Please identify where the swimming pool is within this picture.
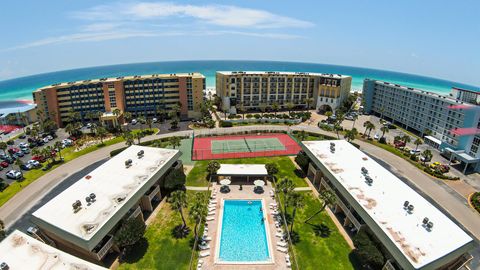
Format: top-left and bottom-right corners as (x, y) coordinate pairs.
(217, 200), (272, 263)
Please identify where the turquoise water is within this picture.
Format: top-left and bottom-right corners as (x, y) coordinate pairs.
(0, 60), (479, 108)
(219, 200), (270, 262)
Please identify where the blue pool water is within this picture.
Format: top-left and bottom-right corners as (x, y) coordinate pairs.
(219, 200), (270, 262)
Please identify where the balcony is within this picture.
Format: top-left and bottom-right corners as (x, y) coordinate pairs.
(146, 185), (160, 201)
(91, 235), (114, 260)
(127, 206), (142, 220)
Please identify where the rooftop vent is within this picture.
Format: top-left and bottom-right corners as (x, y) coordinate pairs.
(86, 193), (96, 204)
(137, 150), (145, 158)
(365, 176), (373, 185)
(403, 201), (410, 208)
(72, 200), (82, 213)
(407, 204), (414, 213)
(426, 221), (434, 231)
(125, 159), (133, 168)
(422, 217), (429, 225)
(361, 167), (368, 174)
(0, 262), (9, 270)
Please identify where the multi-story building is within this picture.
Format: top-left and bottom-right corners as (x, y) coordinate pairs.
(0, 230), (106, 269)
(33, 73), (205, 127)
(216, 71), (352, 113)
(303, 140), (474, 270)
(31, 145), (182, 262)
(363, 79), (480, 173)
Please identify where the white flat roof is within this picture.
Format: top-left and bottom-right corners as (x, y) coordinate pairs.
(424, 135), (441, 145)
(217, 164), (268, 176)
(0, 230), (106, 270)
(303, 140), (473, 269)
(32, 145), (179, 250)
(217, 71), (349, 79)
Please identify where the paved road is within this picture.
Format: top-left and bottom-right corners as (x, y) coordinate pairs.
(1, 124), (479, 268)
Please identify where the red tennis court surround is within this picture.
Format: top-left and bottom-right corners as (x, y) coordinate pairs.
(192, 133), (301, 160)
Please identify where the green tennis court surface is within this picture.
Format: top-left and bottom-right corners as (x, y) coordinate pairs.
(211, 138), (285, 154)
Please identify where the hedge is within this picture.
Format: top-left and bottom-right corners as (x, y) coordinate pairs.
(470, 192), (480, 213)
(219, 121), (233, 127)
(110, 147), (128, 157)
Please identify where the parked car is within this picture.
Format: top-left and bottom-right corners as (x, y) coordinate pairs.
(2, 156), (15, 164)
(27, 160), (41, 168)
(42, 137), (49, 143)
(6, 140), (14, 145)
(152, 118), (158, 123)
(18, 142), (29, 148)
(19, 134), (26, 139)
(8, 148), (20, 155)
(409, 149), (421, 155)
(0, 161), (9, 168)
(394, 141), (406, 148)
(13, 152), (24, 158)
(420, 156), (432, 162)
(46, 135), (53, 140)
(6, 170), (22, 180)
(21, 148), (30, 154)
(86, 123), (92, 128)
(68, 136), (78, 141)
(32, 155), (46, 163)
(373, 134), (380, 140)
(20, 163), (33, 171)
(131, 119), (138, 125)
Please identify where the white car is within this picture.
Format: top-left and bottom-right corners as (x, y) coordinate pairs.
(373, 134), (380, 140)
(6, 170), (22, 180)
(131, 119), (138, 125)
(27, 160), (41, 167)
(409, 149), (421, 155)
(18, 142), (29, 148)
(86, 123), (92, 128)
(152, 118), (158, 123)
(61, 139), (73, 146)
(43, 137), (49, 143)
(46, 135), (53, 140)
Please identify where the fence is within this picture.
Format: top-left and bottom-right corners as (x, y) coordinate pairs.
(193, 125), (292, 138)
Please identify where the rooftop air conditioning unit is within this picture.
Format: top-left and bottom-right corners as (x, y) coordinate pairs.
(125, 159), (133, 168)
(365, 176), (373, 185)
(403, 201), (409, 208)
(361, 167), (368, 174)
(137, 150), (145, 158)
(0, 262), (9, 270)
(89, 193), (96, 201)
(426, 221), (434, 230)
(407, 204), (414, 212)
(72, 200), (82, 212)
(422, 217), (429, 225)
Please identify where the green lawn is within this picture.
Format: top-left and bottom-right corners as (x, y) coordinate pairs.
(186, 156), (307, 187)
(284, 192), (355, 270)
(119, 190), (207, 270)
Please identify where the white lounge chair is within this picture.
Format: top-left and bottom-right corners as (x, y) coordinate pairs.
(275, 232), (284, 238)
(269, 202), (278, 206)
(277, 247), (288, 253)
(199, 244), (210, 250)
(206, 216), (214, 221)
(202, 236), (212, 241)
(199, 251), (210, 257)
(286, 256), (292, 268)
(208, 207), (216, 211)
(277, 241), (288, 247)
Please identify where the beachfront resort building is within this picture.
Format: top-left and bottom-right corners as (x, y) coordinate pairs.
(216, 71), (352, 114)
(0, 230), (106, 269)
(30, 145), (182, 262)
(32, 73), (206, 127)
(363, 79), (480, 174)
(303, 140), (474, 270)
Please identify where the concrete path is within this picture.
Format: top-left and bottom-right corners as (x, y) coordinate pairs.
(185, 186), (209, 191)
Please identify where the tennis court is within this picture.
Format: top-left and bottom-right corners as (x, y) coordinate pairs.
(192, 133), (301, 160)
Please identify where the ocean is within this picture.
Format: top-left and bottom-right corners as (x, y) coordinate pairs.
(0, 60), (478, 109)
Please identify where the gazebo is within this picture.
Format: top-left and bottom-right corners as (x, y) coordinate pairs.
(216, 164), (268, 184)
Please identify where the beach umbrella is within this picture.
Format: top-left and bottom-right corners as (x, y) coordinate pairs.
(254, 180), (265, 186)
(220, 179), (231, 185)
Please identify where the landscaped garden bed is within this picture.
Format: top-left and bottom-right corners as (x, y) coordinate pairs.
(470, 192), (480, 214)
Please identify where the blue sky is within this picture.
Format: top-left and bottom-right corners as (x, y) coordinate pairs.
(0, 0), (479, 86)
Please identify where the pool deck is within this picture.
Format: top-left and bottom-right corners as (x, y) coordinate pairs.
(201, 183), (290, 270)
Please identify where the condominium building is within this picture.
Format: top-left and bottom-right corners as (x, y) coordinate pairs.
(0, 230), (106, 269)
(33, 73), (205, 127)
(31, 145), (182, 262)
(303, 140), (474, 270)
(363, 79), (480, 173)
(216, 71), (352, 113)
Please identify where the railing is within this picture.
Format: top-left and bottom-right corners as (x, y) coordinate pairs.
(382, 259), (396, 270)
(320, 179), (363, 230)
(147, 185), (160, 201)
(93, 235), (114, 260)
(128, 206), (142, 220)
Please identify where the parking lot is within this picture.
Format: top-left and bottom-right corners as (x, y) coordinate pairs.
(0, 129), (70, 185)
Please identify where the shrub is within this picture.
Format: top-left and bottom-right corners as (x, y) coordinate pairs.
(0, 180), (9, 192)
(319, 123), (333, 132)
(353, 230), (385, 269)
(378, 137), (387, 144)
(162, 168), (186, 190)
(219, 121), (233, 127)
(254, 114), (261, 119)
(246, 114), (253, 119)
(470, 192), (480, 213)
(295, 151), (310, 172)
(110, 147), (128, 157)
(228, 114), (236, 119)
(410, 154), (418, 161)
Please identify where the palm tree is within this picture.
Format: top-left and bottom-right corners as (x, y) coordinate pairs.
(64, 123), (76, 136)
(265, 163), (279, 181)
(96, 126), (108, 144)
(259, 103), (268, 118)
(169, 136), (182, 149)
(351, 114), (358, 129)
(0, 142), (7, 156)
(325, 111), (333, 118)
(123, 131), (134, 146)
(402, 135), (411, 150)
(380, 126), (389, 138)
(86, 111), (95, 126)
(134, 132), (143, 144)
(288, 192), (305, 232)
(170, 118), (179, 130)
(298, 130), (308, 141)
(414, 138), (423, 151)
(366, 122), (375, 138)
(305, 97), (314, 110)
(15, 158), (23, 171)
(169, 190), (188, 229)
(206, 161), (221, 181)
(286, 102), (295, 117)
(54, 141), (63, 160)
(271, 102), (279, 117)
(189, 193), (208, 240)
(146, 118), (153, 131)
(304, 189), (336, 223)
(363, 121), (372, 135)
(137, 116), (146, 131)
(112, 108), (121, 117)
(421, 149), (432, 164)
(236, 103), (246, 119)
(276, 178), (296, 215)
(124, 112), (132, 124)
(344, 128), (358, 142)
(333, 123), (342, 139)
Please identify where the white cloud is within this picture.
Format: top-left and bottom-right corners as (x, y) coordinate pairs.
(73, 2), (314, 29)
